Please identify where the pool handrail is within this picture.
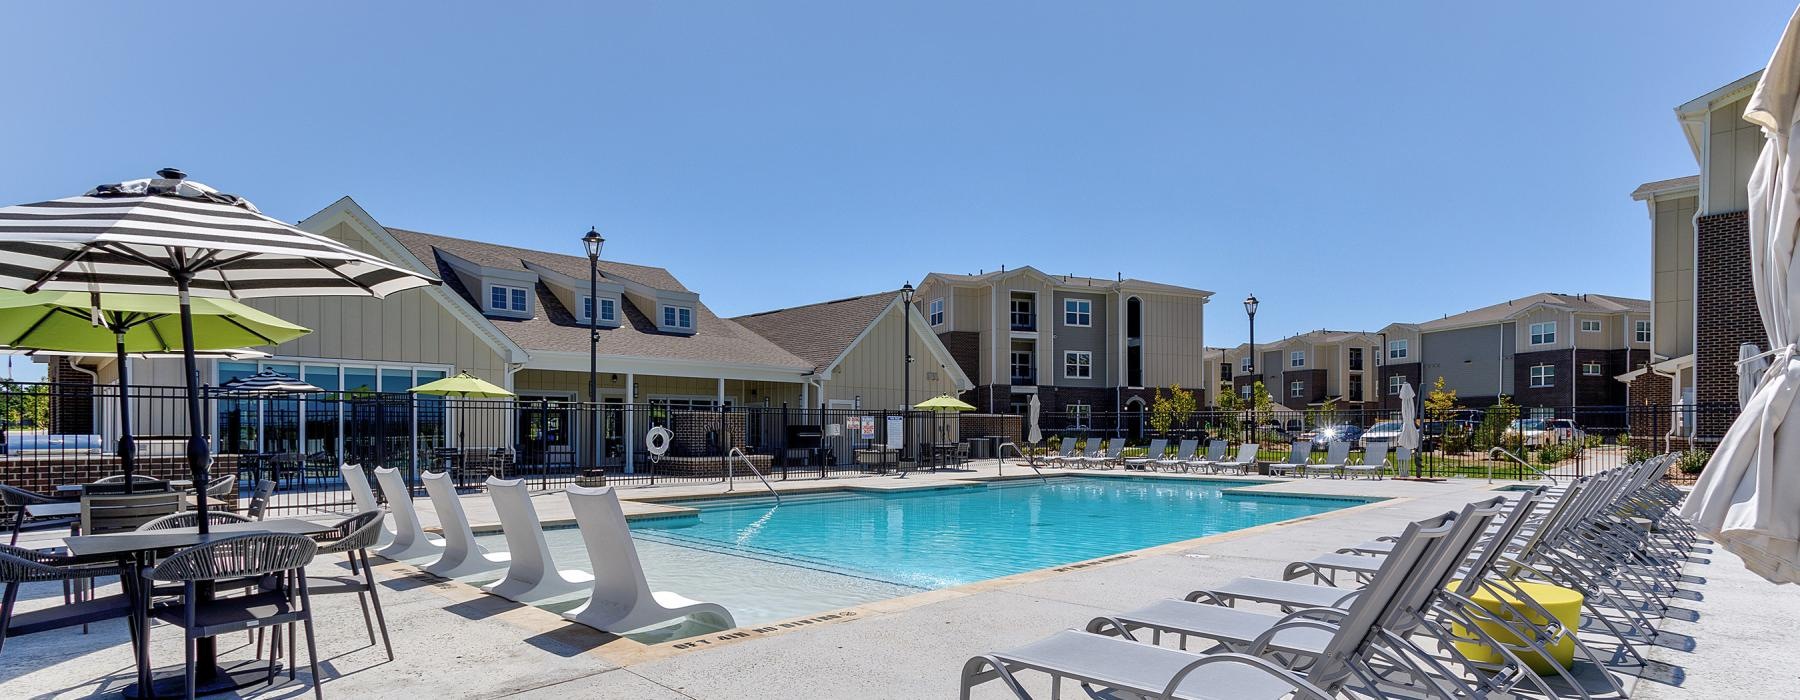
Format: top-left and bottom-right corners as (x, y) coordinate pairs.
(997, 442), (1047, 482)
(724, 447), (782, 504)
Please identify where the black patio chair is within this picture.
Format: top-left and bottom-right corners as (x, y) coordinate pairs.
(2, 484), (73, 546)
(0, 544), (134, 654)
(143, 533), (323, 700)
(288, 510), (391, 660)
(246, 479), (278, 521)
(204, 474), (238, 506)
(81, 492), (185, 535)
(136, 511), (255, 532)
(82, 479), (175, 496)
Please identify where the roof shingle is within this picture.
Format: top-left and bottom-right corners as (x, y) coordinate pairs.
(732, 291), (898, 372)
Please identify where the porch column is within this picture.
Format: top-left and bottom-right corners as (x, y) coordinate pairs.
(624, 372), (636, 474)
(717, 377), (726, 407)
(801, 380), (809, 414)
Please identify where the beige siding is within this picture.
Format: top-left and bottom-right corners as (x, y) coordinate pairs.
(1138, 292), (1204, 388)
(1573, 314), (1618, 350)
(1652, 193), (1697, 359)
(825, 308), (963, 411)
(952, 286), (988, 334)
(1705, 97), (1763, 215)
(1515, 308), (1572, 353)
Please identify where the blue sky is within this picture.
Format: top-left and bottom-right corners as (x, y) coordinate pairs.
(0, 1), (1789, 375)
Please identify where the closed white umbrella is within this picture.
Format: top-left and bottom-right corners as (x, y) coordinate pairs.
(1398, 382), (1420, 478)
(1681, 9), (1800, 585)
(1740, 342), (1770, 409)
(1027, 393), (1043, 445)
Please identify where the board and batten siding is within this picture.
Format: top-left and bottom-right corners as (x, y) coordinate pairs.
(824, 306), (963, 411)
(1652, 193), (1698, 360)
(1138, 292), (1204, 389)
(1705, 96), (1763, 216)
(1052, 290), (1109, 388)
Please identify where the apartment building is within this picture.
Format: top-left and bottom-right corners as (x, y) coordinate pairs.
(911, 266), (1212, 419)
(1378, 293), (1651, 414)
(1620, 70), (1768, 441)
(1253, 330), (1382, 412)
(1223, 342), (1284, 405)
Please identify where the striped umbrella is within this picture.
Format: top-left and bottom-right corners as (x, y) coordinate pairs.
(218, 368), (322, 396)
(0, 169), (437, 535)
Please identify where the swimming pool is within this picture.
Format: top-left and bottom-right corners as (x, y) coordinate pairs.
(467, 476), (1370, 635)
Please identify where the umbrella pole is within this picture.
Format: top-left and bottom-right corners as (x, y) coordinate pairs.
(114, 329), (138, 494)
(174, 275), (212, 534)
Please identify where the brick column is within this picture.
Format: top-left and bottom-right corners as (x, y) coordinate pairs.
(1694, 211), (1763, 439)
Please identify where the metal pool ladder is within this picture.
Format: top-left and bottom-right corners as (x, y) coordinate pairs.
(724, 447), (782, 503)
(998, 441), (1048, 483)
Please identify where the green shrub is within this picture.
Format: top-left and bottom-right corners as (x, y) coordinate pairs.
(1675, 450), (1711, 475)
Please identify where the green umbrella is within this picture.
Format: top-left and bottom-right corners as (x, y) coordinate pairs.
(913, 394), (976, 411)
(410, 371), (514, 447)
(0, 290), (309, 487)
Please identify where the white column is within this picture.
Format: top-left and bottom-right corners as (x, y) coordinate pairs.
(801, 380), (810, 413)
(717, 377), (726, 406)
(624, 372), (636, 473)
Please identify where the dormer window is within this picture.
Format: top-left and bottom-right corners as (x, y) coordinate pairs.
(487, 284), (530, 315)
(581, 296), (617, 324)
(662, 305), (694, 330)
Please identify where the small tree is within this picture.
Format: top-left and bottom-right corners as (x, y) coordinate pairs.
(1423, 376), (1459, 419)
(1214, 385), (1243, 435)
(1473, 395), (1520, 451)
(1250, 380), (1273, 416)
(0, 379), (48, 429)
(1148, 384), (1197, 434)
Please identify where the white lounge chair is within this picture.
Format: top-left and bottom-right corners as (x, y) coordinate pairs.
(561, 485), (736, 632)
(1121, 439), (1167, 470)
(1266, 441), (1312, 477)
(1075, 441), (1124, 469)
(1153, 439), (1199, 472)
(1042, 440), (1079, 467)
(372, 467), (446, 560)
(1181, 439), (1228, 473)
(1343, 441), (1389, 480)
(1206, 442), (1259, 475)
(340, 463), (392, 548)
(1302, 441), (1351, 478)
(482, 477), (593, 603)
(420, 470), (510, 578)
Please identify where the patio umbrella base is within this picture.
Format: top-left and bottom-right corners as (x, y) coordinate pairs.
(122, 659), (290, 699)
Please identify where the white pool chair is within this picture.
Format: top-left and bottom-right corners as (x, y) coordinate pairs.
(1121, 439), (1167, 470)
(374, 467), (446, 560)
(561, 485), (736, 633)
(1181, 439), (1228, 473)
(1153, 439), (1199, 472)
(420, 470), (509, 578)
(1266, 441), (1312, 477)
(340, 463), (392, 548)
(1207, 442), (1259, 475)
(1343, 441), (1388, 480)
(1301, 441), (1351, 478)
(482, 477), (593, 603)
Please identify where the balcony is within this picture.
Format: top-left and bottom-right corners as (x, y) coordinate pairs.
(1010, 372), (1037, 386)
(1010, 318), (1036, 332)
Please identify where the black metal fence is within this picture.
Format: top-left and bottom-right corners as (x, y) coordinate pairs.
(0, 381), (951, 514)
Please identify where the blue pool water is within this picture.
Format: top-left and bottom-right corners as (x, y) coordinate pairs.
(630, 476), (1369, 590)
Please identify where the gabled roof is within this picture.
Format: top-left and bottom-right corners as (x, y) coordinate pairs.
(1270, 329), (1380, 347)
(384, 227), (809, 371)
(733, 291), (896, 371)
(1417, 293), (1649, 332)
(1630, 175), (1700, 201)
(921, 265), (1211, 297)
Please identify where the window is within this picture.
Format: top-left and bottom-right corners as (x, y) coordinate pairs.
(1348, 347), (1363, 371)
(1241, 356), (1253, 372)
(1063, 299), (1091, 327)
(928, 298), (944, 326)
(1348, 375), (1363, 402)
(662, 306), (693, 329)
(1063, 351), (1092, 379)
(1290, 350), (1305, 368)
(1290, 380), (1305, 398)
(488, 284), (528, 313)
(1240, 385), (1253, 399)
(1529, 321), (1556, 345)
(1387, 339), (1408, 360)
(1009, 296), (1034, 330)
(1580, 319), (1601, 333)
(581, 296), (616, 323)
(1069, 403), (1092, 427)
(1583, 362), (1603, 376)
(1529, 364), (1555, 388)
(1388, 375), (1404, 395)
(1220, 362), (1232, 381)
(1635, 320), (1651, 343)
(1010, 350), (1034, 382)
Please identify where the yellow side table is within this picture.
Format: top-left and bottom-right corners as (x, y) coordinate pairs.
(1449, 580), (1582, 674)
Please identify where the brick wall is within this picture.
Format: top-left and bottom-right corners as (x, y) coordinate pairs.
(47, 360), (94, 435)
(957, 413), (1022, 443)
(1625, 370), (1674, 444)
(1378, 362), (1422, 411)
(1695, 211), (1763, 438)
(1279, 369), (1326, 409)
(1512, 349), (1569, 408)
(936, 331), (980, 385)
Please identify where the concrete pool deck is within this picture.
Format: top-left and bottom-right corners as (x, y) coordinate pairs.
(1, 462), (1790, 698)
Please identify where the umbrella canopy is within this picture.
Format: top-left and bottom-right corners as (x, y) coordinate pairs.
(0, 169), (436, 535)
(219, 368), (322, 395)
(410, 371), (514, 398)
(914, 394), (976, 411)
(1027, 393), (1043, 445)
(1682, 12), (1800, 586)
(0, 290), (309, 353)
(1, 347), (269, 360)
(1398, 382), (1421, 478)
(1740, 342), (1770, 409)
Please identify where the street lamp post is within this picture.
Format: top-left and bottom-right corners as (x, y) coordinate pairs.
(583, 227), (605, 475)
(1244, 294), (1259, 444)
(901, 282), (915, 464)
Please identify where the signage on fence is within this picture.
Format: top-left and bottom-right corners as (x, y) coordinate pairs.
(885, 415), (904, 450)
(860, 417), (876, 440)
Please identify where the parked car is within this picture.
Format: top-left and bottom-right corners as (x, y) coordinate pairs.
(1419, 419), (1479, 450)
(1307, 424), (1363, 448)
(1504, 418), (1586, 447)
(1359, 421), (1403, 448)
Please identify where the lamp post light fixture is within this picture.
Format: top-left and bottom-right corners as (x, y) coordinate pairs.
(900, 282), (915, 464)
(1243, 293), (1258, 440)
(583, 226), (605, 475)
